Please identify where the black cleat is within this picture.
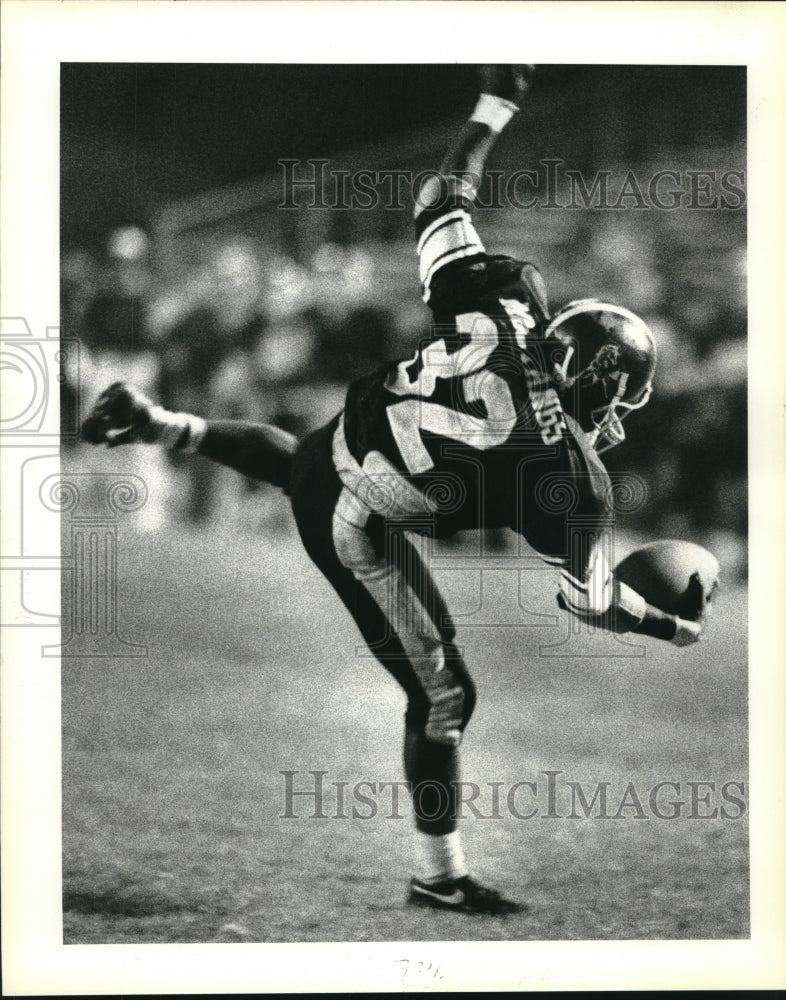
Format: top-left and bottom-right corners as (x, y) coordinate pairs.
(408, 875), (524, 915)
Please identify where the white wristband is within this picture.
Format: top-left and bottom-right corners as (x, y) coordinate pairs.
(470, 93), (519, 133)
(178, 414), (207, 453)
(149, 405), (207, 452)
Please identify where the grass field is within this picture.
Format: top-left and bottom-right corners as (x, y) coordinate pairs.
(61, 501), (749, 944)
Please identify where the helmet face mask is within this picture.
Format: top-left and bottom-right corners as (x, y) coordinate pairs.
(544, 299), (656, 453)
(588, 382), (653, 453)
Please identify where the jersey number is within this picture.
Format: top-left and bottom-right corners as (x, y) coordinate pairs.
(385, 311), (519, 474)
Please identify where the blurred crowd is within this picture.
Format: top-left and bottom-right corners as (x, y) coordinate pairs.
(62, 223), (423, 525)
(62, 176), (746, 575)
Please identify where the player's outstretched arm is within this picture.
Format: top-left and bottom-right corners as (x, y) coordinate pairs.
(81, 381), (297, 490)
(415, 66), (535, 303)
(417, 65), (534, 212)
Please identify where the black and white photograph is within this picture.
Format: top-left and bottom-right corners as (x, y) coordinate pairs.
(2, 1), (785, 994)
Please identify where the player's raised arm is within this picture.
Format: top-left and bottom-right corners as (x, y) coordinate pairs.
(417, 65), (534, 211)
(436, 66), (533, 201)
(415, 65), (534, 303)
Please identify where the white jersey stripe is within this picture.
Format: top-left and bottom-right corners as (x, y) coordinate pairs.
(416, 209), (467, 254)
(561, 569), (589, 591)
(538, 553), (570, 567)
(419, 211), (485, 288)
(560, 589), (591, 617)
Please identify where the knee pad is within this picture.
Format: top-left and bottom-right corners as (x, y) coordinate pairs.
(425, 684), (466, 747)
(405, 644), (476, 746)
(426, 660), (477, 747)
(444, 643), (476, 727)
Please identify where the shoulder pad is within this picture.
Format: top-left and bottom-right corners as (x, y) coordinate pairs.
(429, 255), (549, 322)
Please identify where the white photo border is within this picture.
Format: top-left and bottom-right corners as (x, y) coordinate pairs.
(2, 0), (784, 993)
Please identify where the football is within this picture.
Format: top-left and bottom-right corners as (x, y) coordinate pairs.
(614, 540), (720, 621)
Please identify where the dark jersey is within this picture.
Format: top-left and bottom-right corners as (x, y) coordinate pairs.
(340, 191), (612, 572)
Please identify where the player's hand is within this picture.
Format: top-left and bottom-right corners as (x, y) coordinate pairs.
(81, 381), (155, 447)
(671, 617), (703, 647)
(671, 574), (715, 646)
(682, 571), (709, 621)
(478, 65), (535, 106)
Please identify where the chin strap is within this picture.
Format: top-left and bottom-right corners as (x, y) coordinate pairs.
(551, 345), (575, 387)
(591, 379), (653, 453)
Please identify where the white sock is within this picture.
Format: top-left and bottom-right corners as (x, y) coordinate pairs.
(419, 830), (468, 882)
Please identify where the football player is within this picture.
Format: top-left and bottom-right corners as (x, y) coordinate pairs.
(82, 66), (702, 915)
